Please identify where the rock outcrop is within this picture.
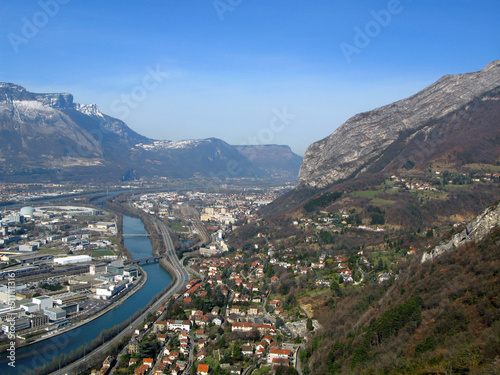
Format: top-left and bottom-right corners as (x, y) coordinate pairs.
(421, 202), (500, 262)
(298, 60), (500, 188)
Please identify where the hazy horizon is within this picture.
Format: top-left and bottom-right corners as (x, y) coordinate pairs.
(1, 1), (499, 155)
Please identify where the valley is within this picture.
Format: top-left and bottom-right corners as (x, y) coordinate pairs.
(0, 58), (499, 375)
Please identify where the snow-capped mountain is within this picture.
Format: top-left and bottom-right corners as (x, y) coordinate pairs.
(0, 83), (265, 182)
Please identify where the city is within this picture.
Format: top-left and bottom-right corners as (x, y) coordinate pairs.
(1, 2), (499, 374)
(0, 185), (310, 374)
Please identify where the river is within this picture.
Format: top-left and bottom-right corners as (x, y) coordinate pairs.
(0, 214), (173, 374)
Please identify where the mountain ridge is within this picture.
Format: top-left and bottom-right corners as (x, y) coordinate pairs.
(0, 83), (301, 182)
(299, 60), (500, 188)
(234, 144), (303, 179)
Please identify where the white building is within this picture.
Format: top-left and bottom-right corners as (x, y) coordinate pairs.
(19, 244), (38, 252)
(54, 255), (92, 265)
(166, 319), (191, 332)
(20, 207), (35, 217)
(95, 282), (129, 299)
(32, 295), (53, 311)
(268, 348), (292, 364)
(21, 302), (39, 313)
(2, 318), (30, 334)
(44, 307), (66, 321)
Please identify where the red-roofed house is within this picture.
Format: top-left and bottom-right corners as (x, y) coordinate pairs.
(129, 358), (138, 367)
(134, 364), (149, 375)
(271, 358), (290, 370)
(157, 333), (167, 343)
(197, 363), (210, 375)
(268, 348), (292, 364)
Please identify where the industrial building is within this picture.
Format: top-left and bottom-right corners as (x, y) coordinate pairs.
(54, 255), (92, 265)
(53, 292), (87, 305)
(106, 260), (124, 275)
(89, 263), (107, 275)
(2, 317), (30, 334)
(123, 266), (139, 278)
(21, 302), (39, 313)
(66, 282), (90, 292)
(18, 244), (38, 252)
(13, 253), (54, 264)
(0, 305), (24, 323)
(20, 206), (35, 217)
(95, 281), (130, 299)
(29, 313), (49, 329)
(32, 295), (53, 311)
(60, 303), (80, 316)
(44, 307), (67, 321)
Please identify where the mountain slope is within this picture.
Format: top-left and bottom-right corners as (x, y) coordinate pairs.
(303, 202), (500, 374)
(263, 86), (500, 219)
(134, 138), (263, 179)
(299, 60), (500, 188)
(234, 144), (303, 179)
(0, 83), (265, 182)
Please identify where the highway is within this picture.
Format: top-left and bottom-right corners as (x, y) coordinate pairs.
(49, 217), (190, 375)
(155, 218), (190, 284)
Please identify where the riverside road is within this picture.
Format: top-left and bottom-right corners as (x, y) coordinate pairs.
(49, 216), (190, 375)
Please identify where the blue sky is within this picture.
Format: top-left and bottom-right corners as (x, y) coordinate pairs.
(1, 1), (499, 155)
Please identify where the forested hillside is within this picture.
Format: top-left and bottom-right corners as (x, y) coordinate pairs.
(301, 226), (500, 374)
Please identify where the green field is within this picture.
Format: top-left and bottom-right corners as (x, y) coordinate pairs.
(371, 198), (396, 205)
(254, 366), (272, 375)
(351, 189), (383, 198)
(169, 222), (189, 232)
(368, 250), (402, 267)
(91, 250), (115, 257)
(38, 248), (66, 255)
(463, 163), (500, 173)
(351, 189), (396, 205)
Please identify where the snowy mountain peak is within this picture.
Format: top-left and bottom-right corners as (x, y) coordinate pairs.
(136, 139), (212, 151)
(74, 103), (104, 119)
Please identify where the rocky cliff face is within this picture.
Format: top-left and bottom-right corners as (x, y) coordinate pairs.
(421, 202), (500, 262)
(298, 60), (500, 188)
(0, 83), (104, 160)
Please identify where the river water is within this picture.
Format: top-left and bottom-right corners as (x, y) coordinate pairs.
(0, 215), (173, 374)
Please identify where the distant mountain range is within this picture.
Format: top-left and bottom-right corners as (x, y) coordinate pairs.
(0, 83), (302, 183)
(299, 60), (500, 188)
(234, 144), (303, 178)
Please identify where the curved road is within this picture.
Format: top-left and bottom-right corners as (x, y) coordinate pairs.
(49, 217), (190, 375)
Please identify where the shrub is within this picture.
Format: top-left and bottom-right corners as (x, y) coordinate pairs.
(304, 192), (343, 212)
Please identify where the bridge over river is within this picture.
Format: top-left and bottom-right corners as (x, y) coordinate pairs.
(126, 255), (167, 265)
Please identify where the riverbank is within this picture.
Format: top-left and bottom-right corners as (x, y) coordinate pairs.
(0, 265), (148, 353)
(104, 194), (168, 256)
(46, 211), (189, 375)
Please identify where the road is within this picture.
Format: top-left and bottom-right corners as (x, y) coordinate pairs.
(50, 217), (190, 375)
(262, 291), (276, 325)
(182, 333), (195, 375)
(155, 218), (190, 284)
